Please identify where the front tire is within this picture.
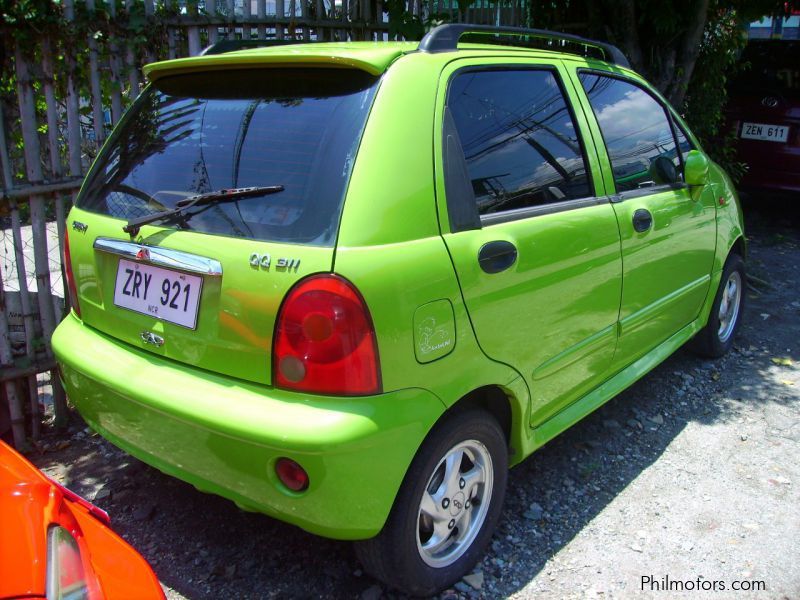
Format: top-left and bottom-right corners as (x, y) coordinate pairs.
(355, 409), (508, 596)
(691, 253), (745, 358)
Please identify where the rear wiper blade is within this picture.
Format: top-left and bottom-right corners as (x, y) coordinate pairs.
(122, 185), (284, 236)
(173, 186), (285, 208)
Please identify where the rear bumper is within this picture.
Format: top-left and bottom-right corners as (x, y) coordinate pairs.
(739, 166), (800, 195)
(53, 313), (445, 540)
(735, 136), (800, 195)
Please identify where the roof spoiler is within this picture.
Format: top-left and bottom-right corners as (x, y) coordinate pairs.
(200, 38), (302, 56)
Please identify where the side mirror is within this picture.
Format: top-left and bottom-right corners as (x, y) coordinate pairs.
(684, 150), (710, 186)
(648, 156), (679, 185)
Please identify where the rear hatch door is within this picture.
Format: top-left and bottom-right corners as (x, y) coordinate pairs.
(69, 67), (380, 385)
(728, 41), (800, 176)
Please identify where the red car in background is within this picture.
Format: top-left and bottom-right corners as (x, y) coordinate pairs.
(727, 40), (800, 195)
(0, 440), (164, 600)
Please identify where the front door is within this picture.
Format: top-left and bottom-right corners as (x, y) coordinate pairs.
(435, 60), (623, 427)
(574, 72), (718, 371)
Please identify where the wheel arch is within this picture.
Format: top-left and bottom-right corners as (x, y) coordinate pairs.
(730, 235), (746, 260)
(699, 232), (747, 330)
(433, 379), (531, 467)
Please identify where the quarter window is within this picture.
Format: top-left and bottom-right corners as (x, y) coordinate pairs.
(446, 69), (591, 217)
(579, 73), (679, 193)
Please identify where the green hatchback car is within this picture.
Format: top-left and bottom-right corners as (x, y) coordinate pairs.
(54, 24), (746, 595)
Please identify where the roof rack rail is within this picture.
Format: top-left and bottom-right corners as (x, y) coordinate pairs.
(199, 38), (300, 56)
(418, 24), (630, 69)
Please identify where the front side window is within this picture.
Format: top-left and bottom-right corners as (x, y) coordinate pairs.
(446, 68), (591, 217)
(579, 73), (680, 193)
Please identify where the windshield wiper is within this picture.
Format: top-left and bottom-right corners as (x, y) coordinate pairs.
(122, 185), (284, 236)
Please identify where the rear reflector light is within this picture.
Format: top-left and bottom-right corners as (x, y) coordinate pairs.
(275, 458), (309, 492)
(273, 274), (381, 396)
(63, 230), (81, 319)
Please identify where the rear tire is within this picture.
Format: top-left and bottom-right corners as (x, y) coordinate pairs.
(691, 253), (745, 358)
(355, 409), (507, 596)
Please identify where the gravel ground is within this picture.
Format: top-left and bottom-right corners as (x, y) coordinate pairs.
(29, 197), (799, 600)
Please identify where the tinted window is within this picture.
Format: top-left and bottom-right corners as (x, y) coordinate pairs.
(580, 73), (679, 193)
(446, 69), (591, 216)
(732, 41), (800, 95)
(77, 69), (379, 246)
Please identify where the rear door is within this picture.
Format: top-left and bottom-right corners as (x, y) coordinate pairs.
(68, 68), (380, 385)
(573, 70), (717, 371)
(435, 58), (623, 427)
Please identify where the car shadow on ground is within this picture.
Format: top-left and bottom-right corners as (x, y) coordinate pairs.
(31, 197), (798, 599)
(474, 197), (799, 597)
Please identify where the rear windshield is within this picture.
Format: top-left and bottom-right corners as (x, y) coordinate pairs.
(77, 69), (380, 246)
(732, 41), (799, 95)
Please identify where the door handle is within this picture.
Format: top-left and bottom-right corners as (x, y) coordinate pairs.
(632, 208), (653, 233)
(478, 241), (517, 274)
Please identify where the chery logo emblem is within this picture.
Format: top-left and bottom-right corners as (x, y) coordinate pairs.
(140, 331), (164, 347)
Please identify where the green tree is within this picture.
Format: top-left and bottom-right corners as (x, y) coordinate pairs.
(530, 1), (791, 105)
(527, 0), (796, 174)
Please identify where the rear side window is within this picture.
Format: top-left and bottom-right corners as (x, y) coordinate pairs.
(579, 73), (679, 193)
(445, 69), (591, 217)
(77, 69), (379, 246)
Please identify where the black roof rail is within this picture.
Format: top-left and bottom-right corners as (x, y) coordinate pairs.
(199, 38), (301, 56)
(418, 24), (631, 69)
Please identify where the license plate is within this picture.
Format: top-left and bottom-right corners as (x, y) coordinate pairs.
(113, 259), (203, 329)
(741, 122), (789, 143)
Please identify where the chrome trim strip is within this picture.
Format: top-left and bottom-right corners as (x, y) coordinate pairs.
(480, 195), (608, 227)
(93, 238), (223, 276)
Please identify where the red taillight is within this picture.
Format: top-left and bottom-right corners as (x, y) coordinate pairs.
(46, 526), (91, 600)
(275, 457), (309, 492)
(273, 274), (381, 396)
(63, 230), (81, 318)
